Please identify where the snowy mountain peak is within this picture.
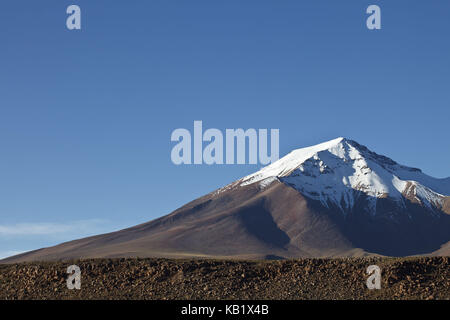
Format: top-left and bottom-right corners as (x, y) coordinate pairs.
(240, 138), (449, 214)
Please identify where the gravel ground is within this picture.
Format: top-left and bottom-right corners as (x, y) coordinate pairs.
(0, 257), (448, 300)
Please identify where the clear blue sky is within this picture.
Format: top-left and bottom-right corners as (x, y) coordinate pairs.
(1, 1), (449, 258)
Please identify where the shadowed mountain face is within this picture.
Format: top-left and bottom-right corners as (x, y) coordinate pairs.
(2, 138), (450, 263)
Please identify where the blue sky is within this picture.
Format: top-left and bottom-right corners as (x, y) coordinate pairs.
(1, 1), (449, 258)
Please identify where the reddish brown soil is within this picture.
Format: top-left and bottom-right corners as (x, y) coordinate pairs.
(0, 257), (449, 300)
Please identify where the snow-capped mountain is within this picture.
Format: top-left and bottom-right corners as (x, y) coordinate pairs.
(240, 137), (450, 215)
(3, 138), (450, 263)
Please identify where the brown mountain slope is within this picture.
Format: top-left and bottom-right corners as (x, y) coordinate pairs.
(3, 179), (450, 264)
(443, 197), (450, 214)
(432, 242), (450, 256)
(430, 198), (450, 256)
(2, 181), (366, 263)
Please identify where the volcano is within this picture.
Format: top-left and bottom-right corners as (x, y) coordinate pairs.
(3, 138), (450, 263)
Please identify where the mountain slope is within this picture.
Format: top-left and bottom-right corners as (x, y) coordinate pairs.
(2, 138), (450, 263)
(1, 181), (366, 262)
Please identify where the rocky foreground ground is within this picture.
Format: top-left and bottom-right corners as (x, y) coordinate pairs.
(0, 257), (449, 300)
